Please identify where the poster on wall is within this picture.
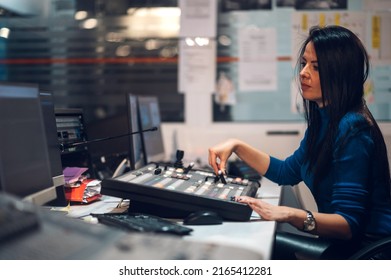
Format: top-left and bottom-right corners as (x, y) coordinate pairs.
(291, 11), (367, 62)
(363, 0), (391, 11)
(238, 27), (277, 91)
(178, 0), (217, 94)
(221, 0), (272, 12)
(371, 13), (391, 63)
(294, 0), (347, 10)
(178, 39), (217, 94)
(179, 0), (217, 38)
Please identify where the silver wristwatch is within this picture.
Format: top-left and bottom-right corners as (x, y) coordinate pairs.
(303, 210), (316, 232)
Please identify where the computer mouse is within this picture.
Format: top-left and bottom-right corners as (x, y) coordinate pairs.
(183, 210), (223, 225)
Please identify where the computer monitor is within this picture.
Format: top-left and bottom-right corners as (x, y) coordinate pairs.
(0, 82), (57, 205)
(40, 92), (65, 188)
(138, 96), (166, 163)
(127, 94), (147, 170)
(85, 94), (133, 179)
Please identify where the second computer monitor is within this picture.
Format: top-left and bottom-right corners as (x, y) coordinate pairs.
(138, 96), (165, 164)
(40, 92), (66, 188)
(127, 94), (147, 170)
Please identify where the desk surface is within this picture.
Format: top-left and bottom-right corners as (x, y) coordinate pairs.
(183, 177), (281, 260)
(61, 177), (282, 260)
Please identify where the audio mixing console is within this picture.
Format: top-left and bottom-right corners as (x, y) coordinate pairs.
(101, 162), (261, 221)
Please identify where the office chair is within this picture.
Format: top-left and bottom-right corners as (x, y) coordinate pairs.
(349, 236), (391, 260)
(273, 232), (391, 260)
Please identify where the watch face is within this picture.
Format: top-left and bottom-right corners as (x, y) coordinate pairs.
(304, 211), (316, 231)
(305, 220), (315, 231)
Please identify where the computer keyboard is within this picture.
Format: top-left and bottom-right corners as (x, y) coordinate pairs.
(91, 212), (193, 236)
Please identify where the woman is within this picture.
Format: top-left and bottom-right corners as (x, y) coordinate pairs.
(208, 25), (391, 259)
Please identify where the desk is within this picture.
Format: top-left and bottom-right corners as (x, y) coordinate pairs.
(62, 177), (282, 259)
(183, 177), (281, 260)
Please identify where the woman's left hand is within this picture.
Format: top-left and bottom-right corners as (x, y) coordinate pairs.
(236, 196), (292, 222)
(237, 196), (353, 239)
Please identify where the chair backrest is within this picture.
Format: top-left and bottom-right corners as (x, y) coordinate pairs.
(349, 236), (391, 260)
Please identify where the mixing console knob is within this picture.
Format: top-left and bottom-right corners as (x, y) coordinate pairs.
(174, 150), (184, 168)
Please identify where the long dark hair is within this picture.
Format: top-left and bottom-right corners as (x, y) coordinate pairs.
(296, 25), (390, 198)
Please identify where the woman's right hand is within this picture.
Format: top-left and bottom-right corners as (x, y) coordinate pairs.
(208, 138), (238, 175)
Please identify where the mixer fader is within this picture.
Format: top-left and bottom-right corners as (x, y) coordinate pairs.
(101, 162), (261, 221)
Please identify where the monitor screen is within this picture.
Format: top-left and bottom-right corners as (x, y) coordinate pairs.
(138, 96), (165, 163)
(0, 82), (57, 205)
(86, 95), (132, 178)
(127, 94), (146, 170)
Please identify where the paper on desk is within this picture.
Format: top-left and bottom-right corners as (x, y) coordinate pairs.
(65, 196), (123, 218)
(63, 167), (88, 184)
(64, 178), (102, 204)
